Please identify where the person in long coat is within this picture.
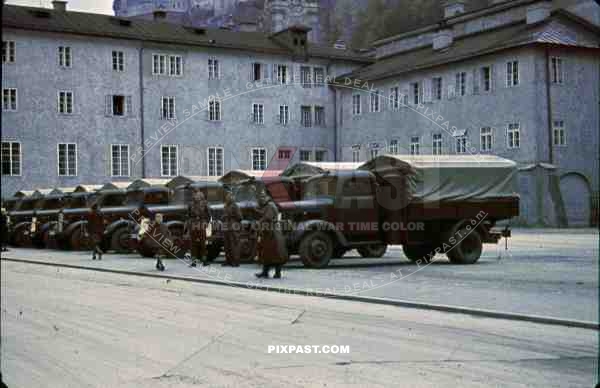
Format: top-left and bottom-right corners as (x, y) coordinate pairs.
(255, 191), (288, 279)
(0, 206), (8, 252)
(87, 203), (105, 260)
(186, 189), (210, 267)
(222, 190), (242, 267)
(150, 212), (171, 271)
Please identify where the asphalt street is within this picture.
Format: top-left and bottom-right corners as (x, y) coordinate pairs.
(1, 261), (596, 388)
(2, 229), (597, 322)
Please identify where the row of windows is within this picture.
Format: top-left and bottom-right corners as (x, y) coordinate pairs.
(352, 58), (565, 114)
(349, 121), (567, 161)
(1, 142), (329, 177)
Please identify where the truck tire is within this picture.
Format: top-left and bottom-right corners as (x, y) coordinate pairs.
(332, 245), (347, 258)
(357, 244), (388, 258)
(299, 231), (333, 269)
(446, 227), (482, 265)
(402, 244), (434, 263)
(110, 226), (132, 253)
(207, 243), (222, 262)
(69, 225), (93, 251)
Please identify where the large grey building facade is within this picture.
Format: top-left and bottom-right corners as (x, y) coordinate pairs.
(2, 0), (599, 226)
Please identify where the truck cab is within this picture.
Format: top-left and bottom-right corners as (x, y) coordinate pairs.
(8, 193), (45, 247)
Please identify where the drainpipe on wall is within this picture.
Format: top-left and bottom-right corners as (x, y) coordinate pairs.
(545, 46), (553, 165)
(139, 45), (145, 178)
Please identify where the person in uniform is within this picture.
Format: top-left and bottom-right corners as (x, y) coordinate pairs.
(88, 203), (105, 260)
(152, 212), (171, 271)
(255, 190), (288, 279)
(0, 206), (9, 252)
(186, 189), (210, 267)
(222, 190), (242, 267)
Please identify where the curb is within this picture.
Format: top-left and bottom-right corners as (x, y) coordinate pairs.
(2, 256), (598, 331)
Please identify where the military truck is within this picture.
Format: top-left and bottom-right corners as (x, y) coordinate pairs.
(282, 155), (519, 268)
(7, 192), (45, 247)
(135, 181), (225, 259)
(29, 190), (68, 248)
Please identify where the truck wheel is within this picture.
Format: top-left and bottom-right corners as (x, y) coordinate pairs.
(402, 244), (434, 263)
(299, 231), (333, 269)
(446, 228), (482, 265)
(13, 226), (32, 247)
(357, 244), (388, 258)
(110, 226), (132, 253)
(332, 246), (347, 258)
(70, 225), (93, 251)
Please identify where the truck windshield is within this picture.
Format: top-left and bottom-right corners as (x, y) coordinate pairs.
(235, 185), (259, 202)
(19, 199), (39, 211)
(101, 193), (126, 207)
(43, 198), (64, 209)
(303, 178), (338, 199)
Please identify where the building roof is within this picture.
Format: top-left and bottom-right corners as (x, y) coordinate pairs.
(335, 10), (600, 83)
(2, 4), (371, 63)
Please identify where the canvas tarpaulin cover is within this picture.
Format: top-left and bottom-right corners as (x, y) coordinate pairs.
(359, 155), (518, 203)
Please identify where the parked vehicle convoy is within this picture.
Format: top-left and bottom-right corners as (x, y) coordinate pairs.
(280, 155), (519, 268)
(136, 181), (225, 259)
(30, 190), (69, 248)
(55, 191), (99, 250)
(7, 192), (45, 247)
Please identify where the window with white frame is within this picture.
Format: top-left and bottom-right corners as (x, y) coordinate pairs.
(301, 106), (312, 127)
(112, 50), (124, 72)
(433, 77), (443, 100)
(153, 54), (182, 76)
(160, 96), (175, 120)
(313, 67), (325, 87)
(169, 55), (182, 76)
(411, 82), (421, 105)
(2, 88), (17, 111)
(389, 139), (398, 154)
(300, 150), (311, 161)
(252, 103), (264, 124)
(352, 146), (360, 163)
(209, 100), (221, 121)
(410, 136), (420, 155)
(352, 95), (361, 115)
(252, 62), (262, 81)
(161, 145), (178, 176)
(208, 57), (219, 80)
(301, 66), (312, 88)
(58, 46), (71, 67)
(207, 146), (224, 176)
(314, 106), (325, 126)
(2, 41), (15, 63)
(480, 66), (492, 92)
(553, 120), (566, 146)
(551, 57), (564, 84)
(432, 133), (443, 155)
(278, 105), (289, 125)
(277, 64), (288, 84)
(390, 87), (399, 110)
(1, 141), (21, 176)
(105, 95), (132, 116)
(480, 127), (493, 152)
(455, 72), (467, 96)
(278, 149), (291, 160)
(370, 90), (380, 112)
(315, 150), (326, 162)
(58, 91), (73, 114)
(506, 60), (519, 87)
(507, 123), (520, 148)
(252, 147), (267, 171)
(111, 144), (130, 177)
(456, 135), (468, 154)
(57, 143), (77, 176)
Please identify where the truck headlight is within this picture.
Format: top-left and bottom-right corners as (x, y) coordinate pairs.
(30, 217), (38, 233)
(138, 217), (150, 238)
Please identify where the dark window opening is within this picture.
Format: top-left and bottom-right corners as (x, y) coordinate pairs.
(113, 95), (125, 116)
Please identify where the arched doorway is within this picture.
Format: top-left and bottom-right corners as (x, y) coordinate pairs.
(560, 173), (592, 227)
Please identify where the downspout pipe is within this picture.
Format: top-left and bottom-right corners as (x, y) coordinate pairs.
(139, 45), (146, 178)
(545, 46), (553, 165)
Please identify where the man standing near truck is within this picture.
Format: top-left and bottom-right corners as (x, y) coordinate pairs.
(186, 189), (210, 267)
(88, 203), (104, 261)
(222, 190), (242, 267)
(255, 190), (288, 279)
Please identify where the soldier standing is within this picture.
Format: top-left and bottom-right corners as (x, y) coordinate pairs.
(152, 212), (171, 271)
(1, 207), (9, 252)
(222, 190), (242, 267)
(88, 203), (105, 260)
(186, 189), (210, 267)
(255, 191), (288, 279)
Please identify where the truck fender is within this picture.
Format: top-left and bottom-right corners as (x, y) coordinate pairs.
(291, 220), (348, 247)
(105, 219), (135, 237)
(63, 220), (88, 237)
(12, 221), (32, 232)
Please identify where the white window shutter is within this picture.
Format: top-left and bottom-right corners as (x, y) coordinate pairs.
(160, 98), (164, 120)
(262, 63), (269, 80)
(447, 84), (456, 99)
(288, 65), (294, 84)
(473, 69), (480, 95)
(126, 96), (133, 116)
(105, 95), (112, 116)
(490, 64), (495, 91)
(423, 79), (432, 103)
(106, 144), (112, 176)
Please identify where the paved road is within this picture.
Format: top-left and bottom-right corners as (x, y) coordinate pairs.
(3, 229), (597, 322)
(1, 261), (596, 388)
